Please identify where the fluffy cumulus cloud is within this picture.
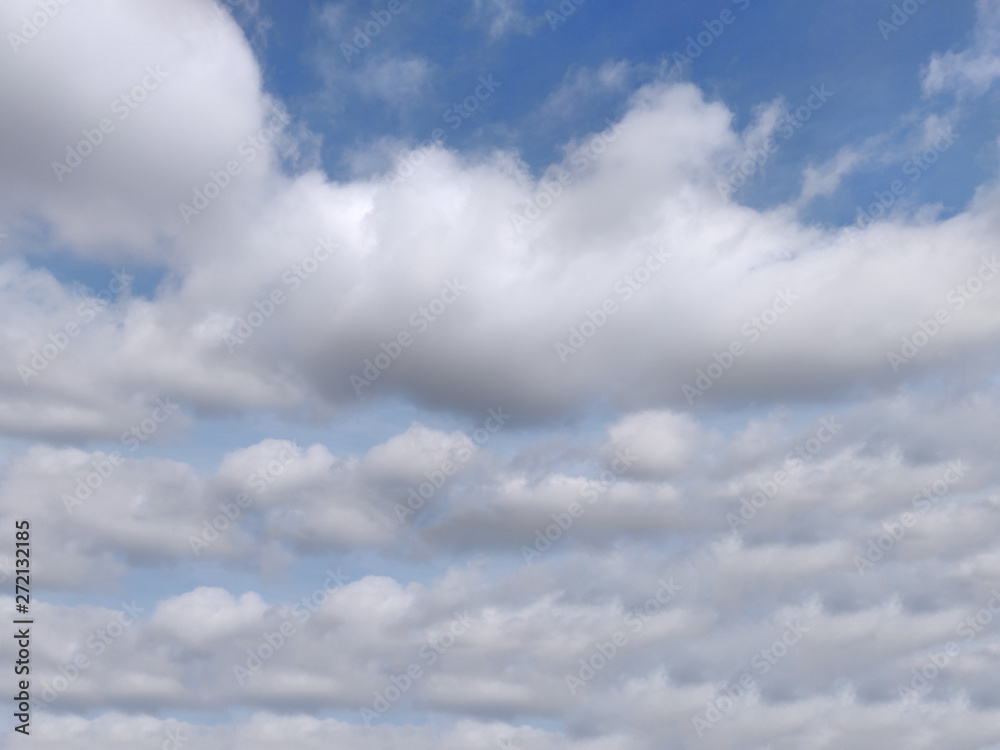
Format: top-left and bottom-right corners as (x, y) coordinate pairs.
(3, 2), (1000, 427)
(5, 394), (1000, 745)
(3, 0), (1000, 747)
(4, 73), (1000, 428)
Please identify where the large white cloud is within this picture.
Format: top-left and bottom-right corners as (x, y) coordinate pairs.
(2, 0), (1000, 437)
(0, 0), (277, 257)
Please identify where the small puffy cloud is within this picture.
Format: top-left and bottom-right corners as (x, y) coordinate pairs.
(149, 588), (269, 650)
(601, 410), (702, 477)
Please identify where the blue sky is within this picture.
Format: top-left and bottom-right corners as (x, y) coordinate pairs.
(237, 0), (990, 215)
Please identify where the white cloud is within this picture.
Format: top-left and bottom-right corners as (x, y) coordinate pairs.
(149, 588), (270, 650)
(923, 0), (1000, 96)
(470, 0), (542, 39)
(355, 55), (433, 105)
(538, 61), (633, 122)
(0, 0), (276, 258)
(5, 2), (1000, 746)
(4, 28), (1000, 437)
(601, 410), (702, 477)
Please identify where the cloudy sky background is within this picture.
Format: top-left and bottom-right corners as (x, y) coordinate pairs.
(2, 0), (1000, 747)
